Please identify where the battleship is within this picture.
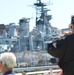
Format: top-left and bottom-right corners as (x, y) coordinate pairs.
(0, 0), (61, 67)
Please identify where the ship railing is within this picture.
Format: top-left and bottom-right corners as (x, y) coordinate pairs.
(13, 65), (62, 75)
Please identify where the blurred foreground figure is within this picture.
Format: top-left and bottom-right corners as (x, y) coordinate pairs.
(0, 52), (16, 75)
(47, 15), (74, 75)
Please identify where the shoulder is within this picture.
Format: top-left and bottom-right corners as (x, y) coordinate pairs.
(65, 33), (74, 39)
(6, 74), (16, 75)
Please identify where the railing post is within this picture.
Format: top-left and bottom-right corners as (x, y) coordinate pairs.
(50, 68), (53, 75)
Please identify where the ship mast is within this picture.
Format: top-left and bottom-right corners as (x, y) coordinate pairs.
(34, 0), (52, 33)
(34, 0), (46, 25)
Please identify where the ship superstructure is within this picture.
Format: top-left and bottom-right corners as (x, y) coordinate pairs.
(0, 0), (61, 67)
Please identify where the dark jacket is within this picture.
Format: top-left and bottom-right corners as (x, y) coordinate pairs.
(47, 33), (74, 74)
(4, 70), (15, 75)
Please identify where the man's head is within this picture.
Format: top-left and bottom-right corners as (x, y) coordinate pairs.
(0, 52), (16, 71)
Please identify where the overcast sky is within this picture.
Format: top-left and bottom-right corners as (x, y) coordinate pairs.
(0, 0), (74, 31)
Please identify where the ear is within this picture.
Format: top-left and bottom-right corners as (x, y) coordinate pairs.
(70, 25), (72, 29)
(0, 62), (2, 67)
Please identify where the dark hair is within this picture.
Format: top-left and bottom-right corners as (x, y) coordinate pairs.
(71, 16), (74, 24)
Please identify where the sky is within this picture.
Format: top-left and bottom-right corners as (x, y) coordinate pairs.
(0, 0), (74, 31)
